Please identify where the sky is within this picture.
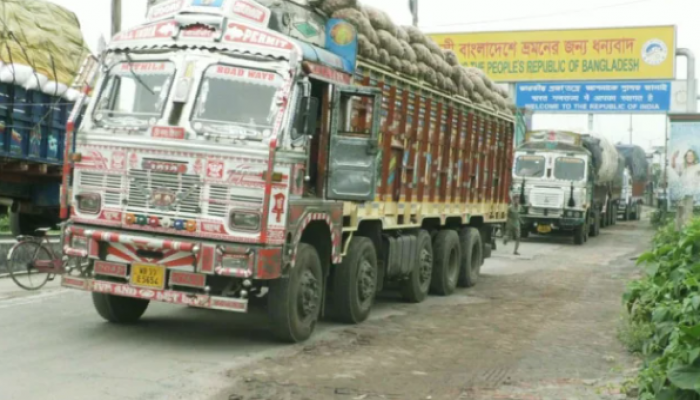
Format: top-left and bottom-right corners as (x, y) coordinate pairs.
(47, 0), (698, 151)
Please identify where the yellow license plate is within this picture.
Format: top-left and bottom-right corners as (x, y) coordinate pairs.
(537, 225), (552, 234)
(130, 264), (165, 289)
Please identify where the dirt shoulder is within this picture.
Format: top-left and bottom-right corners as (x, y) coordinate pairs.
(214, 222), (651, 400)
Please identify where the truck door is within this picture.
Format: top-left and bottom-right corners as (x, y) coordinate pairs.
(326, 86), (381, 201)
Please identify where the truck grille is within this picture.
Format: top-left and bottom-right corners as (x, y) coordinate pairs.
(207, 185), (264, 218)
(127, 169), (202, 216)
(530, 192), (563, 208)
(78, 171), (123, 207)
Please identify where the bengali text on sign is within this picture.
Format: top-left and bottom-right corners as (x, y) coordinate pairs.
(428, 26), (676, 82)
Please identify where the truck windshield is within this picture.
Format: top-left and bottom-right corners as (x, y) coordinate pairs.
(93, 61), (175, 127)
(515, 155), (545, 178)
(191, 65), (283, 140)
(555, 157), (586, 181)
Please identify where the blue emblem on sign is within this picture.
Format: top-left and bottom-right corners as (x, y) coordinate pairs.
(325, 19), (358, 72)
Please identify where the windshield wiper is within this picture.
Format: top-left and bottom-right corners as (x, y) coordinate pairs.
(122, 51), (155, 96)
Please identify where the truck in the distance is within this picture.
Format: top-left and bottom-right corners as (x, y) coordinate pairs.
(615, 144), (649, 221)
(0, 0), (89, 235)
(512, 130), (622, 245)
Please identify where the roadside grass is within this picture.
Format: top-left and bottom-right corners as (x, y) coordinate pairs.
(617, 313), (654, 354)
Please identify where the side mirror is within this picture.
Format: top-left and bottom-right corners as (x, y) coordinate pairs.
(293, 96), (319, 140)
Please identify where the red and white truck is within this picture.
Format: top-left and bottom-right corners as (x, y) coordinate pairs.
(60, 0), (515, 342)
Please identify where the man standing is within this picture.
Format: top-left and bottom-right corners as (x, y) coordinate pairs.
(503, 195), (522, 256)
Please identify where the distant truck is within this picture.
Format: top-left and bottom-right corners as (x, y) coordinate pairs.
(615, 144), (649, 221)
(512, 130), (624, 245)
(0, 0), (90, 235)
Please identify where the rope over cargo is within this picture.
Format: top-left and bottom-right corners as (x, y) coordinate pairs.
(0, 0), (91, 100)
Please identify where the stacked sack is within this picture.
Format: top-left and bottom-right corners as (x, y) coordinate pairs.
(310, 0), (515, 114)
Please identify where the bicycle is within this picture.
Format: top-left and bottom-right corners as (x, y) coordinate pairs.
(6, 228), (67, 291)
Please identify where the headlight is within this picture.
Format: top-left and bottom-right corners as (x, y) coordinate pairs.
(76, 193), (101, 214)
(229, 211), (261, 231)
(71, 235), (88, 250)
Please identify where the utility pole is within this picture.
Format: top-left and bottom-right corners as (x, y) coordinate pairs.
(111, 0), (122, 37)
(409, 0), (418, 27)
(628, 114), (633, 144)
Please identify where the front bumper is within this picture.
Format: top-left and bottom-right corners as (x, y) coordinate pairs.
(522, 216), (586, 230)
(62, 276), (248, 312)
(63, 225), (285, 279)
(61, 225), (287, 313)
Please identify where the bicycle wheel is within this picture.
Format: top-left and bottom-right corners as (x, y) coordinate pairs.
(8, 241), (53, 290)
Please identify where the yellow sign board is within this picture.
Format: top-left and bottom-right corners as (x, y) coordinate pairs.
(428, 26), (676, 82)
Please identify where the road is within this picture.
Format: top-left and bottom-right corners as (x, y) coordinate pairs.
(0, 220), (651, 400)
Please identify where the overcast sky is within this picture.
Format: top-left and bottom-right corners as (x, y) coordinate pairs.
(47, 0), (698, 151)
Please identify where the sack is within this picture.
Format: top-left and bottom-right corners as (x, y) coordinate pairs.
(319, 0), (358, 15)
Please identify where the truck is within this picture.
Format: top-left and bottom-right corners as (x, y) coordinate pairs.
(0, 0), (89, 236)
(512, 130), (623, 245)
(59, 0), (515, 342)
(616, 144), (649, 221)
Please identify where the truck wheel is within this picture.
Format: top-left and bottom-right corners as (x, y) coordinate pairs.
(332, 237), (378, 324)
(611, 204), (618, 225)
(521, 227), (529, 239)
(458, 228), (483, 288)
(269, 243), (323, 342)
(573, 225), (585, 245)
(430, 230), (461, 296)
(92, 293), (149, 324)
(624, 205), (631, 221)
(483, 243), (493, 259)
(400, 230), (433, 303)
(589, 212), (601, 237)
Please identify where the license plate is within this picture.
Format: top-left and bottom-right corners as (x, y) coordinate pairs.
(537, 225), (552, 234)
(130, 264), (165, 289)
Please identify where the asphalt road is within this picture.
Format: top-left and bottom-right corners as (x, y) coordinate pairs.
(0, 223), (641, 400)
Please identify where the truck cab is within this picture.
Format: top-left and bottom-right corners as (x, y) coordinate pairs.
(512, 131), (592, 244)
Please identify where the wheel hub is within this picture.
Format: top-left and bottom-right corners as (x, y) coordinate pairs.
(298, 270), (319, 319)
(419, 248), (432, 284)
(357, 259), (377, 304)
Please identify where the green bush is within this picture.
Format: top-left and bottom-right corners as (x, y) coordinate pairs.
(623, 220), (700, 398)
(0, 215), (9, 233)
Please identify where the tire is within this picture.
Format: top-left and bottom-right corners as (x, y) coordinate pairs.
(483, 243), (493, 259)
(268, 243), (323, 342)
(601, 207), (608, 228)
(573, 224), (585, 245)
(623, 205), (631, 221)
(430, 230), (461, 296)
(589, 211), (601, 237)
(611, 204), (618, 225)
(7, 241), (52, 290)
(331, 237), (378, 324)
(400, 230), (433, 303)
(92, 293), (149, 324)
(520, 227), (529, 239)
(458, 228), (483, 288)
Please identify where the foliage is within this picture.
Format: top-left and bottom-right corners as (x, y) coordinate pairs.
(618, 313), (654, 354)
(623, 220), (700, 399)
(0, 214), (8, 233)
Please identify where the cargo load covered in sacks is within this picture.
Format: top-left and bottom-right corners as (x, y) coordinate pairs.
(0, 0), (94, 235)
(59, 0), (516, 343)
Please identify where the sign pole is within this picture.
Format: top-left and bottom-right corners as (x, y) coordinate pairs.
(629, 115), (633, 144)
(409, 0), (418, 27)
(111, 0), (122, 37)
